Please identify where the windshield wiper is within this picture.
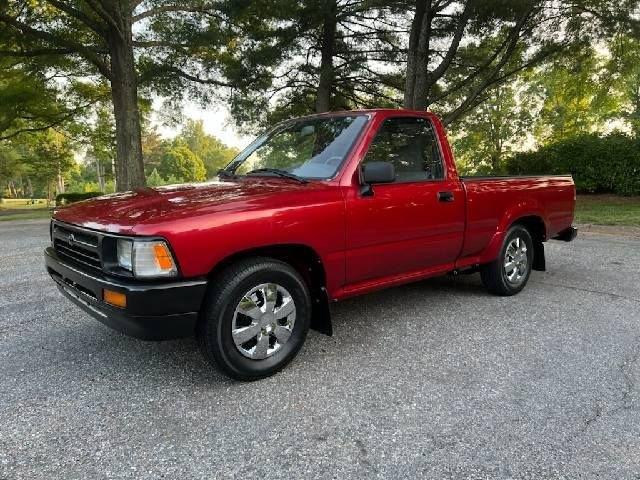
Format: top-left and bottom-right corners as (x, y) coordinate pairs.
(217, 169), (238, 180)
(245, 168), (309, 184)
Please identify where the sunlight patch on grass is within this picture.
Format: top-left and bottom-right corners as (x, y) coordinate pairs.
(0, 199), (50, 210)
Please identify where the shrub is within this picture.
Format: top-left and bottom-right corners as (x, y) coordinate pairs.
(146, 168), (184, 187)
(56, 191), (104, 206)
(146, 168), (165, 187)
(506, 133), (640, 195)
(159, 143), (206, 182)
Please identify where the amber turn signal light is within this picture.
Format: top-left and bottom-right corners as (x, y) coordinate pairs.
(152, 243), (175, 271)
(103, 289), (127, 308)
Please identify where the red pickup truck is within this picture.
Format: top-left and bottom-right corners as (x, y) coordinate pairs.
(45, 109), (577, 380)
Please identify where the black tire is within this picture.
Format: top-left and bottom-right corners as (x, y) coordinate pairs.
(197, 257), (311, 381)
(480, 225), (534, 296)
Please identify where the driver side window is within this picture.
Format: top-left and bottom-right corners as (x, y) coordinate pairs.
(363, 117), (444, 182)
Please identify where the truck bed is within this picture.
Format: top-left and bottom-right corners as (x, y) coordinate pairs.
(458, 175), (575, 263)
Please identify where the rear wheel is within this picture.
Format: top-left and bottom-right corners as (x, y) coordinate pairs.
(481, 225), (534, 296)
(197, 258), (311, 380)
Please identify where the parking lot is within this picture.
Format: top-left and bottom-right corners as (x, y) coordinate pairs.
(1, 219), (639, 479)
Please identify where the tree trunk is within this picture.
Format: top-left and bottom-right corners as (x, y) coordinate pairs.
(404, 0), (430, 109)
(411, 1), (432, 110)
(96, 157), (105, 191)
(315, 0), (338, 113)
(57, 159), (65, 194)
(8, 180), (16, 198)
(107, 7), (145, 191)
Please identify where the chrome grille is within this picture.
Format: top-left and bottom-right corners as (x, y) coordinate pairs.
(52, 222), (102, 270)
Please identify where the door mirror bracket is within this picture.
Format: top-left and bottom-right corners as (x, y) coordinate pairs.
(360, 183), (374, 197)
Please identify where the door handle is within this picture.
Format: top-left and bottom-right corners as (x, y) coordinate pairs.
(438, 191), (454, 202)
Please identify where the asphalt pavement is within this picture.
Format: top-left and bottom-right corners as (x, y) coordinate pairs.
(1, 219), (639, 479)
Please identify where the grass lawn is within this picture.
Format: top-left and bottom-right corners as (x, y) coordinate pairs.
(0, 198), (50, 209)
(575, 195), (640, 226)
(0, 198), (52, 222)
(0, 209), (52, 222)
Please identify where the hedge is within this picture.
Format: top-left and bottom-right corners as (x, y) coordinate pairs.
(506, 133), (640, 195)
(56, 191), (104, 206)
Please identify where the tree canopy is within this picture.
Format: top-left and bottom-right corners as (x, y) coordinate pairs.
(1, 0), (639, 195)
(0, 0), (238, 189)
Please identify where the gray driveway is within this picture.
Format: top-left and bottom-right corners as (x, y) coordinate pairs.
(1, 219), (639, 479)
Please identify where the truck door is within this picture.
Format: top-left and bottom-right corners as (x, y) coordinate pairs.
(345, 116), (465, 284)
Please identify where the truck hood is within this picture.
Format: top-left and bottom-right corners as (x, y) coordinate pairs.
(53, 179), (318, 234)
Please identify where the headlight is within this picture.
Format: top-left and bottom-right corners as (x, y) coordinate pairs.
(117, 239), (133, 270)
(116, 239), (177, 278)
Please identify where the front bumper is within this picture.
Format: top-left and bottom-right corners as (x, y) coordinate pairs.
(44, 247), (207, 340)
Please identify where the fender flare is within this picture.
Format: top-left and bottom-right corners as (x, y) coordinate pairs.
(205, 243), (334, 337)
(479, 201), (548, 266)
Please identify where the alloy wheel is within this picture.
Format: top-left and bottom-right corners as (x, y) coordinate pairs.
(231, 283), (296, 360)
(504, 237), (528, 285)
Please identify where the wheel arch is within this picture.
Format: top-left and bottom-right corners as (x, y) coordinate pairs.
(512, 215), (546, 272)
(512, 215), (547, 241)
(480, 213), (547, 271)
(207, 244), (332, 336)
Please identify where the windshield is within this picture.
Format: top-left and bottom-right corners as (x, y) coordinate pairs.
(224, 114), (369, 180)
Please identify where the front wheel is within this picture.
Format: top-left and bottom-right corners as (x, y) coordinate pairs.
(481, 225), (534, 296)
(197, 258), (311, 380)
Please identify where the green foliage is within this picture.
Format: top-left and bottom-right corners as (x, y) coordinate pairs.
(146, 168), (164, 187)
(529, 49), (621, 144)
(82, 107), (116, 191)
(145, 168), (182, 187)
(0, 0), (242, 190)
(607, 34), (640, 137)
(227, 0), (407, 129)
(141, 127), (165, 176)
(507, 134), (640, 195)
(56, 191), (104, 206)
(452, 82), (534, 175)
(158, 142), (206, 183)
(227, 0), (638, 130)
(0, 126), (82, 199)
(180, 120), (238, 177)
(0, 143), (23, 191)
(142, 119), (237, 183)
(453, 37), (640, 176)
(22, 130), (75, 183)
(0, 57), (92, 141)
(1, 0), (639, 196)
(66, 178), (115, 195)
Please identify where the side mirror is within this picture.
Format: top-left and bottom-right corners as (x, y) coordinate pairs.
(362, 161), (396, 184)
